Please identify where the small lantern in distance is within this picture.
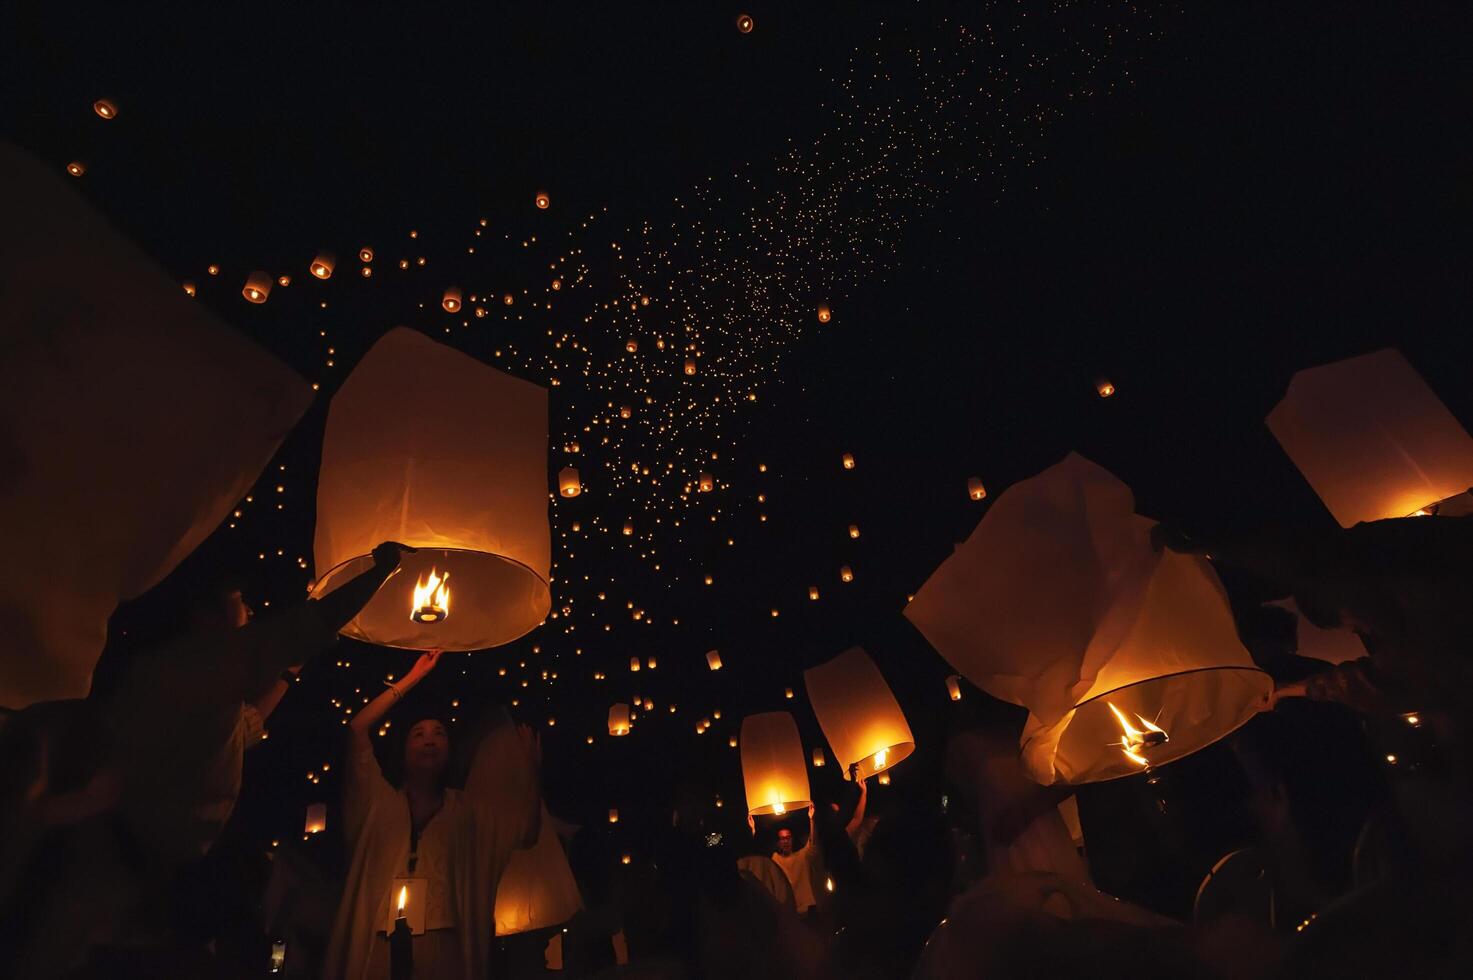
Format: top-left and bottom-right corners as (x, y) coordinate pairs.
(310, 252), (335, 279)
(243, 271), (272, 304)
(304, 802), (327, 834)
(358, 247), (374, 263)
(626, 339), (638, 353)
(840, 565), (854, 583)
(619, 405), (632, 419)
(817, 305), (832, 323)
(812, 747), (826, 767)
(66, 161), (85, 177)
(848, 524), (860, 539)
(809, 585), (820, 601)
(967, 477), (986, 501)
(945, 675), (962, 701)
(698, 472), (714, 492)
(622, 520), (634, 536)
(684, 358), (697, 376)
(608, 703), (631, 736)
(558, 467), (581, 498)
(1096, 378), (1116, 398)
(736, 13), (754, 33)
(182, 281), (197, 297)
(630, 657), (640, 672)
(841, 452), (855, 470)
(535, 191), (551, 210)
(707, 650), (723, 670)
(93, 98), (118, 120)
(442, 287), (462, 313)
(608, 808), (619, 824)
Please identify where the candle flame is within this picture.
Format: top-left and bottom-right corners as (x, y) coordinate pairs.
(397, 884), (408, 913)
(410, 568), (450, 622)
(1107, 701), (1168, 767)
(773, 800), (787, 815)
(873, 747), (889, 770)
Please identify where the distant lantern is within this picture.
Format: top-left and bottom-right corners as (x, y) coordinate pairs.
(358, 247), (374, 263)
(608, 808), (619, 824)
(740, 712), (811, 816)
(626, 339), (638, 353)
(698, 472), (714, 492)
(622, 520), (634, 536)
(242, 271), (272, 304)
(945, 675), (962, 701)
(360, 266), (372, 278)
(736, 13), (754, 33)
(729, 735), (739, 748)
(967, 477), (986, 501)
(684, 358), (697, 376)
(550, 278), (562, 291)
(848, 524), (860, 539)
(904, 453), (1271, 785)
(310, 252), (335, 279)
(840, 565), (854, 583)
(304, 802), (327, 835)
(784, 687), (794, 699)
(817, 305), (831, 323)
(811, 747), (826, 767)
(503, 293), (514, 305)
(841, 452), (855, 470)
(804, 646), (915, 781)
(558, 467), (581, 497)
(1266, 348), (1473, 526)
(619, 405), (632, 419)
(1095, 378), (1116, 398)
(877, 771), (891, 786)
(442, 287), (462, 313)
(277, 275), (291, 287)
(310, 328), (551, 652)
(609, 703), (631, 735)
(630, 657), (641, 672)
(535, 191), (551, 210)
(707, 649), (723, 670)
(207, 264), (220, 276)
(92, 98), (117, 120)
(182, 281), (197, 297)
(621, 853), (631, 865)
(809, 585), (820, 601)
(66, 161), (85, 177)
(647, 656), (657, 669)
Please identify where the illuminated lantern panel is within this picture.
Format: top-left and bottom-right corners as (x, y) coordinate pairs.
(503, 293), (515, 305)
(304, 802), (327, 835)
(608, 703), (631, 735)
(841, 452), (855, 470)
(608, 809), (619, 823)
(182, 281), (197, 297)
(967, 477), (986, 501)
(626, 339), (638, 353)
(817, 305), (832, 323)
(945, 675), (962, 701)
(558, 466), (581, 497)
(740, 712), (811, 816)
(622, 520), (634, 536)
(443, 286), (462, 313)
(310, 252), (335, 279)
(808, 585), (820, 601)
(630, 657), (640, 672)
(848, 524), (860, 539)
(494, 803), (582, 937)
(684, 358), (697, 376)
(277, 275), (292, 287)
(1266, 348), (1473, 527)
(92, 98), (117, 119)
(706, 650), (723, 670)
(242, 271), (272, 304)
(804, 646), (915, 781)
(310, 328), (551, 652)
(619, 405), (632, 419)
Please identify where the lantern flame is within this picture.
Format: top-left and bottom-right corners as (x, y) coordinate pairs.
(773, 801), (787, 815)
(397, 885), (408, 915)
(873, 747), (889, 770)
(410, 568), (450, 623)
(1106, 701), (1168, 767)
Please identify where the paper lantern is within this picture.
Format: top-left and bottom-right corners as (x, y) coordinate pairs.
(848, 524), (860, 539)
(65, 161), (85, 177)
(277, 275), (292, 287)
(1266, 348), (1473, 527)
(310, 252), (335, 279)
(626, 339), (638, 353)
(808, 585), (820, 601)
(839, 565), (854, 583)
(310, 328), (550, 652)
(181, 281), (197, 297)
(841, 452), (855, 470)
(684, 358), (697, 376)
(804, 647), (914, 781)
(0, 144), (311, 707)
(92, 98), (117, 120)
(619, 405), (632, 419)
(967, 477), (986, 501)
(630, 657), (640, 672)
(495, 803), (582, 936)
(1269, 597), (1366, 666)
(207, 264), (220, 276)
(817, 305), (831, 323)
(558, 466), (581, 497)
(945, 675), (962, 701)
(1095, 378), (1115, 398)
(242, 271), (272, 304)
(740, 712), (811, 816)
(736, 13), (754, 33)
(647, 656), (657, 670)
(622, 520), (634, 536)
(442, 287), (462, 312)
(707, 650), (723, 670)
(904, 453), (1270, 784)
(811, 747), (825, 767)
(360, 266), (372, 278)
(304, 802), (327, 834)
(535, 191), (550, 209)
(358, 247), (374, 263)
(608, 703), (631, 735)
(608, 808), (619, 824)
(698, 472), (714, 492)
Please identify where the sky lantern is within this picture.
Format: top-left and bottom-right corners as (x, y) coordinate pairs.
(736, 13), (754, 33)
(945, 675), (962, 701)
(242, 271), (272, 303)
(304, 803), (327, 835)
(65, 161), (85, 177)
(619, 405), (632, 419)
(847, 524), (860, 539)
(684, 357), (697, 375)
(535, 191), (551, 209)
(182, 281), (197, 297)
(495, 802), (583, 937)
(622, 519), (634, 536)
(358, 247), (374, 263)
(310, 252), (335, 279)
(967, 477), (986, 501)
(310, 328), (551, 652)
(804, 646), (915, 781)
(841, 452), (855, 470)
(740, 712), (811, 816)
(92, 98), (117, 119)
(1095, 378), (1116, 398)
(503, 293), (514, 305)
(707, 650), (723, 670)
(811, 747), (825, 767)
(1266, 348), (1473, 526)
(904, 453), (1270, 784)
(626, 339), (638, 352)
(558, 466), (582, 497)
(808, 585), (820, 601)
(839, 565), (854, 583)
(442, 286), (462, 312)
(608, 808), (619, 824)
(817, 305), (831, 323)
(609, 703), (631, 735)
(630, 657), (640, 672)
(698, 472), (714, 492)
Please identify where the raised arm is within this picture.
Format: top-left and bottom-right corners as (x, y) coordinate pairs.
(846, 776), (867, 841)
(349, 649), (442, 747)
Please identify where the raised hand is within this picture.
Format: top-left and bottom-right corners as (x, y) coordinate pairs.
(406, 649), (443, 683)
(371, 540), (418, 571)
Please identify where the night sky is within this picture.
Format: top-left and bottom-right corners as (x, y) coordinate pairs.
(6, 0), (1472, 898)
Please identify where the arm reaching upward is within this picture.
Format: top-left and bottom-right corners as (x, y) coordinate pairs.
(846, 776), (867, 841)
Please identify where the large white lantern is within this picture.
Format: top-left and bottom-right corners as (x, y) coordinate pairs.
(740, 712), (811, 816)
(1267, 348), (1473, 527)
(494, 803), (582, 936)
(311, 328), (550, 651)
(804, 646), (914, 780)
(905, 453), (1270, 784)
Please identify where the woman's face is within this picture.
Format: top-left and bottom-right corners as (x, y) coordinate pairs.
(404, 719), (450, 777)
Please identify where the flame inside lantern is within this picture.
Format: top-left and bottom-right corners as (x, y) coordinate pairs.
(410, 568), (450, 623)
(397, 884), (408, 915)
(1106, 702), (1168, 767)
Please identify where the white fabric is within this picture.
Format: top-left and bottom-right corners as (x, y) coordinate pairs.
(803, 646), (914, 780)
(771, 844), (820, 913)
(494, 803), (582, 936)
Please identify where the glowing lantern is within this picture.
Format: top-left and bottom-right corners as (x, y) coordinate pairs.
(535, 191), (550, 210)
(558, 466), (581, 497)
(841, 452), (855, 470)
(360, 266), (372, 278)
(93, 99), (117, 120)
(304, 802), (327, 834)
(358, 247), (374, 263)
(207, 264), (220, 276)
(277, 275), (291, 287)
(848, 524), (860, 539)
(817, 305), (831, 323)
(839, 565), (854, 583)
(310, 252), (335, 279)
(804, 646), (915, 781)
(698, 472), (714, 492)
(904, 453), (1271, 784)
(1095, 379), (1115, 398)
(608, 808), (619, 823)
(877, 771), (890, 786)
(967, 477), (986, 501)
(66, 161), (85, 177)
(495, 802), (583, 936)
(310, 328), (551, 652)
(809, 585), (820, 601)
(707, 650), (723, 670)
(811, 747), (825, 767)
(684, 358), (697, 376)
(1266, 348), (1473, 526)
(945, 675), (962, 701)
(630, 657), (640, 672)
(736, 13), (754, 33)
(622, 520), (633, 536)
(409, 567), (450, 623)
(626, 339), (638, 353)
(182, 281), (197, 297)
(619, 405), (632, 419)
(647, 656), (657, 669)
(740, 712), (811, 816)
(242, 271), (272, 304)
(442, 287), (462, 312)
(608, 703), (631, 735)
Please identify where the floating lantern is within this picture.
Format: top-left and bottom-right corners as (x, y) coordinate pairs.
(736, 13), (754, 33)
(558, 466), (581, 498)
(360, 266), (372, 278)
(442, 287), (462, 312)
(207, 264), (220, 276)
(277, 275), (291, 287)
(621, 853), (631, 865)
(535, 191), (550, 209)
(707, 650), (723, 670)
(609, 703), (631, 735)
(495, 802), (583, 937)
(409, 568), (450, 623)
(817, 305), (831, 323)
(310, 328), (550, 651)
(242, 271), (272, 304)
(945, 675), (962, 701)
(92, 98), (117, 120)
(630, 657), (640, 672)
(904, 453), (1271, 784)
(550, 278), (562, 291)
(622, 520), (634, 536)
(841, 452), (855, 470)
(65, 161), (85, 177)
(608, 808), (619, 824)
(626, 339), (638, 353)
(182, 281), (197, 297)
(809, 585), (820, 601)
(1095, 379), (1115, 398)
(358, 247), (374, 263)
(647, 656), (657, 669)
(967, 477), (986, 501)
(811, 747), (825, 767)
(740, 712), (811, 816)
(784, 687), (794, 699)
(840, 565), (854, 583)
(804, 646), (915, 781)
(698, 472), (714, 492)
(619, 405), (632, 419)
(877, 771), (891, 786)
(304, 802), (327, 834)
(684, 358), (697, 376)
(848, 524), (860, 539)
(1266, 348), (1473, 526)
(310, 252), (335, 279)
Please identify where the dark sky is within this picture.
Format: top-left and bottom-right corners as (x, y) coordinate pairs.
(6, 0), (1471, 870)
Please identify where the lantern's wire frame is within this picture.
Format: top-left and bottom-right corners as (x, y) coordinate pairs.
(311, 546), (551, 653)
(1018, 665), (1272, 785)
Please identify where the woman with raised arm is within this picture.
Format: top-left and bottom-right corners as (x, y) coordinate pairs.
(326, 649), (542, 980)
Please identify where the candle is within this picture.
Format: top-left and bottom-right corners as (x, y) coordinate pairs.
(390, 885), (413, 980)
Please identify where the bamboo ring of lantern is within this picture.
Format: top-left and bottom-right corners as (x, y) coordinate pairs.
(804, 647), (915, 781)
(358, 247), (374, 263)
(310, 328), (551, 652)
(740, 712), (810, 816)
